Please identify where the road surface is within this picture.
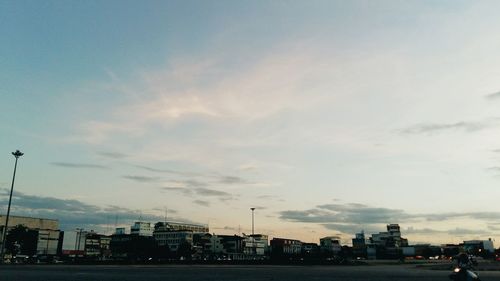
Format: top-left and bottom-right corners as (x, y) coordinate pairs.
(2, 264), (500, 281)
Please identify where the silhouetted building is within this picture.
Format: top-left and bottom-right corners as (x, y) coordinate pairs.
(83, 231), (111, 260)
(320, 236), (342, 255)
(270, 238), (302, 258)
(352, 231), (367, 258)
(110, 232), (157, 260)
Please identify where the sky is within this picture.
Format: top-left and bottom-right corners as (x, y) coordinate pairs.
(2, 0), (500, 249)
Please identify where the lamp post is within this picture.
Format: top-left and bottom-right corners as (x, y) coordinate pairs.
(250, 208), (255, 236)
(1, 150), (24, 262)
(250, 207), (255, 256)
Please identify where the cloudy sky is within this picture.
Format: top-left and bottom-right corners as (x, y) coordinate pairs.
(2, 0), (500, 248)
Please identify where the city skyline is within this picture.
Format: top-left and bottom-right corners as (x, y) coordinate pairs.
(2, 1), (500, 246)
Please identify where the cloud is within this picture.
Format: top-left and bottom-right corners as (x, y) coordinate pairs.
(193, 200), (210, 207)
(280, 202), (500, 235)
(486, 167), (500, 173)
(218, 176), (246, 184)
(97, 151), (128, 159)
(135, 165), (203, 177)
(162, 186), (235, 202)
(281, 203), (414, 224)
(136, 166), (250, 188)
(162, 187), (192, 196)
(0, 189), (186, 231)
(447, 228), (490, 236)
(194, 187), (232, 197)
(399, 119), (499, 135)
(485, 91), (500, 100)
(122, 175), (161, 183)
(50, 162), (109, 169)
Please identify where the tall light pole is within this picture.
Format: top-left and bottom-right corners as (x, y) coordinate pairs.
(1, 150), (24, 262)
(250, 208), (255, 236)
(250, 207), (255, 256)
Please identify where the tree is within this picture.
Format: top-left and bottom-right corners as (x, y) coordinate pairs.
(5, 224), (38, 256)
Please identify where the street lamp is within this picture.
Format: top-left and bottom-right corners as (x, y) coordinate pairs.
(250, 208), (255, 236)
(1, 150), (24, 262)
(250, 207), (255, 256)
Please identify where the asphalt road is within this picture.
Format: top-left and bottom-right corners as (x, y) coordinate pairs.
(2, 264), (500, 281)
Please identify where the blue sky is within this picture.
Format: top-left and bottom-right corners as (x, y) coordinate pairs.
(2, 0), (500, 247)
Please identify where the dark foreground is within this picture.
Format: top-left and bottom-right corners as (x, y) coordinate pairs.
(2, 264), (500, 281)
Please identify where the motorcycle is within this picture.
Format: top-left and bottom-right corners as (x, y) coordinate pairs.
(448, 266), (481, 281)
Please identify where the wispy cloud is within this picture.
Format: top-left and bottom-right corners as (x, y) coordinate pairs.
(399, 119), (500, 135)
(50, 162), (109, 169)
(193, 200), (210, 207)
(218, 176), (246, 184)
(97, 151), (128, 159)
(485, 91), (500, 100)
(122, 175), (162, 183)
(162, 186), (235, 202)
(135, 165), (204, 177)
(194, 187), (232, 197)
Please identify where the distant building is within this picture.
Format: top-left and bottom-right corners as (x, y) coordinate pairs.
(302, 242), (320, 256)
(270, 238), (302, 257)
(114, 228), (126, 235)
(155, 221), (209, 233)
(0, 215), (64, 256)
(192, 233), (245, 260)
(152, 221), (208, 253)
(352, 231), (367, 258)
(463, 239), (495, 255)
(320, 236), (342, 255)
(131, 222), (153, 237)
(243, 234), (268, 257)
(109, 232), (156, 260)
(367, 224), (408, 259)
(83, 231), (111, 259)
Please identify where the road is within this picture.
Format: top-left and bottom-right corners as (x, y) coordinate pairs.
(2, 264), (500, 281)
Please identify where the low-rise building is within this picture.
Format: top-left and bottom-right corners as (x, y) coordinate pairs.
(0, 215), (64, 257)
(130, 222), (153, 237)
(243, 234), (268, 257)
(270, 238), (302, 256)
(320, 236), (342, 255)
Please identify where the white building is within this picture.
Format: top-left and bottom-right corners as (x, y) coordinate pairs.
(130, 222), (153, 236)
(243, 234), (268, 257)
(154, 230), (194, 252)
